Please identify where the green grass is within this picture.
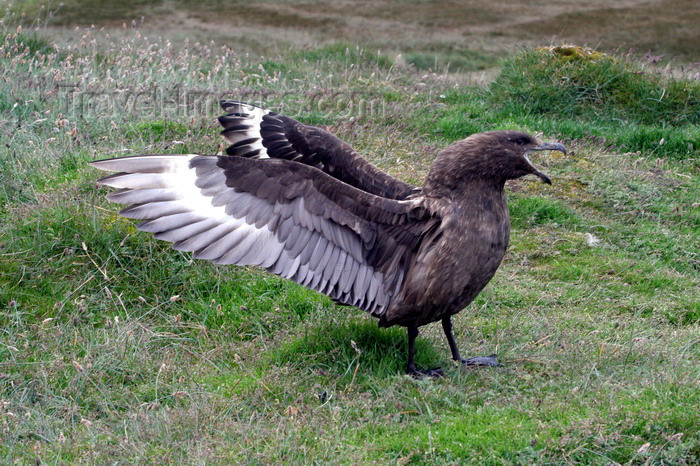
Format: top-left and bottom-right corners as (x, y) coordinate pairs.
(1, 19), (699, 465)
(403, 46), (499, 72)
(290, 42), (394, 69)
(491, 46), (699, 127)
(410, 47), (699, 159)
(509, 196), (580, 229)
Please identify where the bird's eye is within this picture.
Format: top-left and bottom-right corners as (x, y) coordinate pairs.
(515, 138), (526, 146)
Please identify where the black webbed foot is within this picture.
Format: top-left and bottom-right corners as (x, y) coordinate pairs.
(458, 354), (503, 367)
(407, 367), (444, 378)
(441, 318), (503, 369)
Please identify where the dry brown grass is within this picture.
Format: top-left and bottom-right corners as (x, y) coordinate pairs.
(18, 0), (699, 63)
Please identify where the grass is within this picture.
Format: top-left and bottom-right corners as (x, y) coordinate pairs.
(8, 0), (700, 62)
(410, 46), (700, 159)
(403, 46), (500, 72)
(491, 46), (699, 126)
(1, 8), (699, 465)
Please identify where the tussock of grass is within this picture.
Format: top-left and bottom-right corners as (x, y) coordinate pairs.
(492, 46), (699, 127)
(489, 46), (700, 158)
(1, 19), (698, 464)
(416, 46), (699, 158)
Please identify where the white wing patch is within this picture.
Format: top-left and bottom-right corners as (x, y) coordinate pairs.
(93, 155), (392, 315)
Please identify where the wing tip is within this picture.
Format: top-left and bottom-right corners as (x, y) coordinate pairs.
(220, 100), (252, 112)
(220, 99), (242, 109)
(90, 154), (202, 175)
(220, 100), (271, 116)
(90, 158), (115, 172)
(94, 172), (126, 187)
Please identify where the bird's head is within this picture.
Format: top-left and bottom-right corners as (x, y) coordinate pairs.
(424, 130), (566, 195)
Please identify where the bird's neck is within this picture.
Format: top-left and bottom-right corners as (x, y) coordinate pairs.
(422, 176), (505, 202)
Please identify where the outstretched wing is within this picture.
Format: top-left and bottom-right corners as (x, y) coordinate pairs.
(218, 101), (418, 200)
(92, 155), (437, 317)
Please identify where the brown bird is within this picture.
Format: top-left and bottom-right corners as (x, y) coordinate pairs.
(92, 101), (566, 377)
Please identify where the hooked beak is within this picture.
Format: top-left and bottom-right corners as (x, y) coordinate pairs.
(531, 142), (567, 155)
(526, 142), (567, 185)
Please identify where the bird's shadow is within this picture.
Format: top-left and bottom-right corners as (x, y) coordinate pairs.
(269, 319), (444, 380)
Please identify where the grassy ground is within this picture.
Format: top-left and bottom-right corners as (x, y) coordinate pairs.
(1, 5), (700, 465)
(10, 0), (700, 66)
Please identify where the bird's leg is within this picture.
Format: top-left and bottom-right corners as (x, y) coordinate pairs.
(441, 316), (502, 367)
(441, 315), (462, 361)
(406, 326), (443, 378)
